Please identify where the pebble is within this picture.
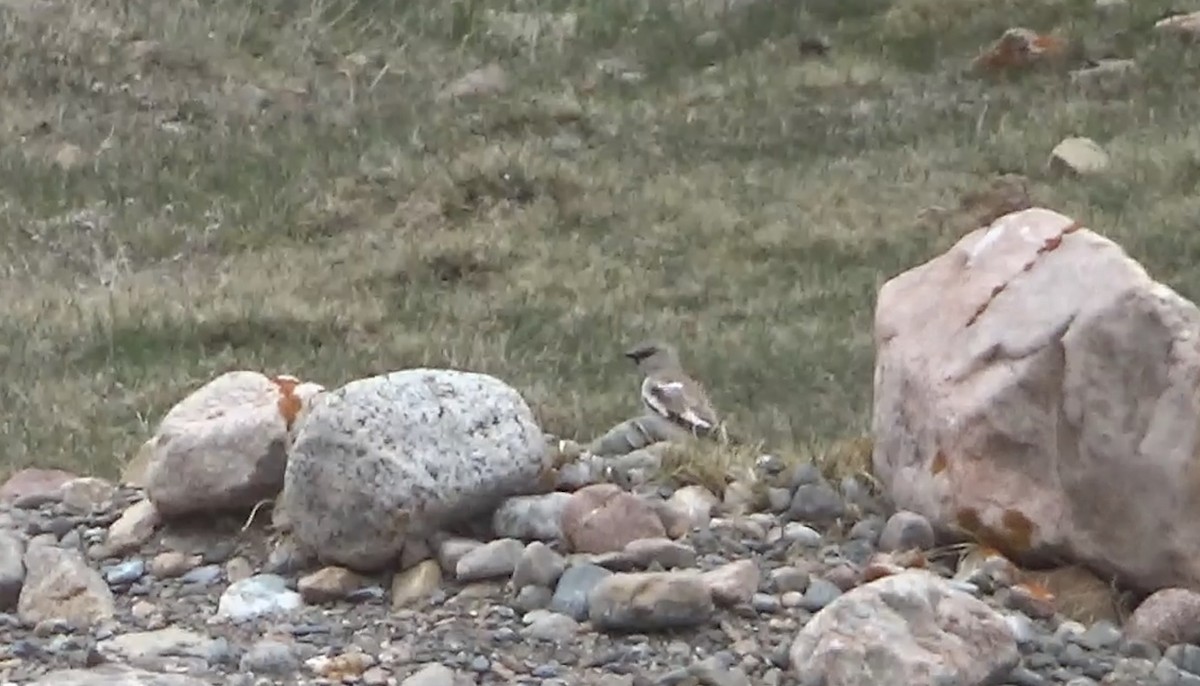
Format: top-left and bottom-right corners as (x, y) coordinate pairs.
(103, 559), (146, 586)
(800, 578), (842, 611)
(550, 564), (612, 620)
(239, 638), (299, 674)
(0, 464), (1162, 686)
(215, 574), (303, 622)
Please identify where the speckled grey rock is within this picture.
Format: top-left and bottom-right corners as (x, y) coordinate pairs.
(492, 493), (572, 542)
(282, 369), (549, 571)
(791, 570), (1018, 685)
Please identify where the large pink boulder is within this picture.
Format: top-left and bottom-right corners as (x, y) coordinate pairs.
(872, 207), (1200, 593)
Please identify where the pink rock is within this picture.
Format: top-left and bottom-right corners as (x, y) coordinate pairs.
(0, 468), (77, 504)
(791, 570), (1018, 684)
(560, 484), (666, 554)
(1124, 588), (1200, 647)
(872, 207), (1200, 593)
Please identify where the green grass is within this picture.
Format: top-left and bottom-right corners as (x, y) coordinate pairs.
(2, 0), (1198, 481)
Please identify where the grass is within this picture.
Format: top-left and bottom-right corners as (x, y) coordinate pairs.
(1, 0), (1198, 482)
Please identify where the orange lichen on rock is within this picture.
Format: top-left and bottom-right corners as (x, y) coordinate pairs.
(272, 375), (303, 430)
(972, 28), (1068, 73)
(955, 507), (1037, 558)
(1001, 509), (1035, 552)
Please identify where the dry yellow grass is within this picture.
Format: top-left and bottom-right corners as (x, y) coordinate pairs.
(1, 0), (1198, 481)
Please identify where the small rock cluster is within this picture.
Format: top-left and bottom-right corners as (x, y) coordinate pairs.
(4, 441), (1200, 686)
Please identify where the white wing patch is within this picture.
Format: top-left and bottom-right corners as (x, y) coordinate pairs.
(642, 378), (712, 431)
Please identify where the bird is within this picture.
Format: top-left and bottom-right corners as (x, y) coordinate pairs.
(624, 340), (722, 439)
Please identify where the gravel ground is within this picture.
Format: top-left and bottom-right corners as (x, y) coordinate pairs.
(1, 464), (1198, 686)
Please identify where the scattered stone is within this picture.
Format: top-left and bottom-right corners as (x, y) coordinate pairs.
(787, 479), (844, 525)
(512, 541), (566, 589)
(27, 664), (210, 685)
(142, 371), (323, 517)
(1050, 137), (1110, 175)
(661, 485), (719, 536)
(455, 538), (525, 582)
(179, 564), (222, 586)
(588, 571), (714, 632)
(148, 551), (199, 579)
(1124, 588), (1200, 647)
(298, 566), (367, 604)
(401, 663), (458, 686)
(1, 468), (77, 505)
(878, 510), (935, 552)
(215, 574), (303, 622)
(769, 566), (811, 593)
(800, 578), (843, 611)
(283, 369), (548, 571)
(104, 559), (146, 586)
(702, 560), (760, 607)
(18, 543), (115, 628)
(307, 651), (376, 680)
(436, 537), (482, 575)
(97, 626), (219, 664)
(224, 557), (253, 583)
(550, 563), (613, 620)
(522, 609), (581, 642)
(617, 537), (697, 570)
(492, 493), (571, 541)
(791, 571), (1019, 684)
(782, 523), (823, 547)
(240, 638), (299, 675)
(105, 501), (161, 557)
(60, 477), (117, 513)
(560, 483), (667, 554)
(392, 559), (442, 609)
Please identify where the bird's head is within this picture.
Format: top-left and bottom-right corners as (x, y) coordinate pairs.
(624, 340), (680, 372)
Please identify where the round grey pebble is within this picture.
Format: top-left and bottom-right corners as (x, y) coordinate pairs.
(1007, 666), (1049, 686)
(878, 510), (935, 552)
(751, 593), (781, 613)
(800, 578), (842, 611)
(1077, 621), (1123, 651)
(239, 639), (299, 675)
